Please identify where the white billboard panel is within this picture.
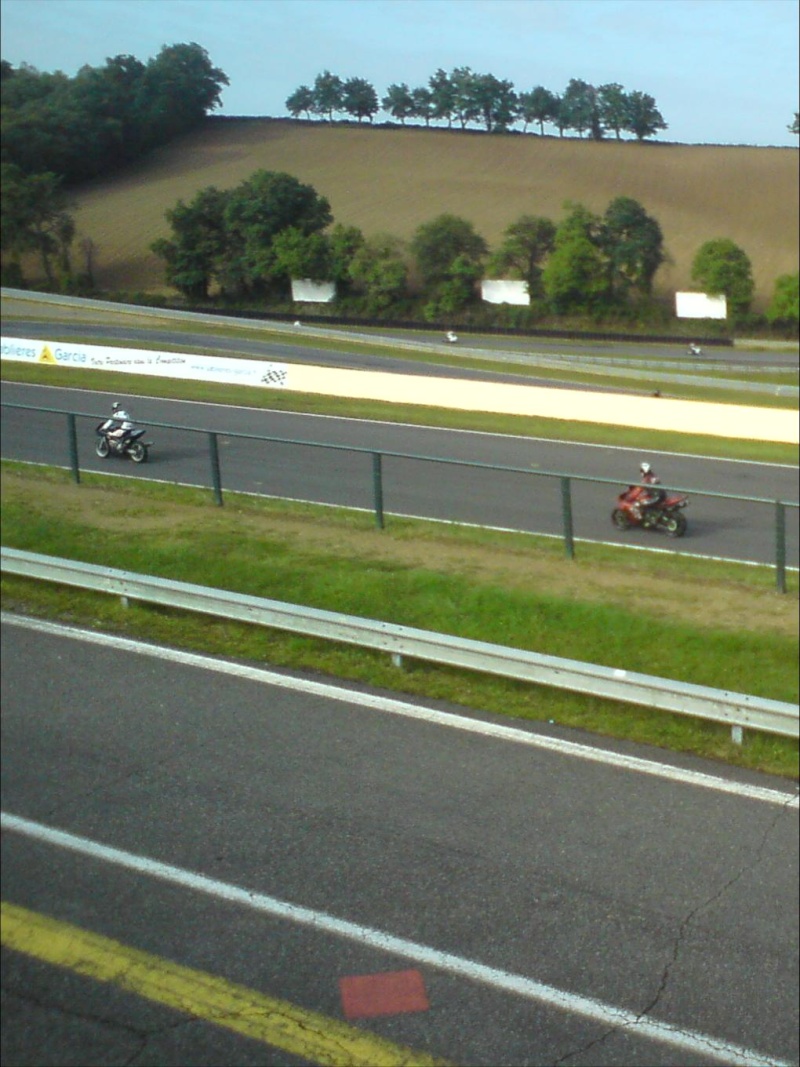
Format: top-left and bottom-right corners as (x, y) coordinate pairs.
(675, 292), (727, 319)
(291, 279), (336, 303)
(1, 337), (289, 388)
(481, 280), (530, 306)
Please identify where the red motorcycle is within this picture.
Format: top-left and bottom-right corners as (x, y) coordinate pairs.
(611, 486), (689, 538)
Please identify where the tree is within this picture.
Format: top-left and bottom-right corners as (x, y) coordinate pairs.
(542, 202), (608, 312)
(411, 86), (434, 126)
(789, 112), (799, 135)
(624, 90), (667, 141)
(1, 163), (38, 281)
(449, 67), (480, 128)
(428, 68), (455, 127)
(285, 85), (315, 119)
(434, 252), (483, 314)
(2, 84), (95, 181)
(71, 54), (147, 164)
(0, 164), (76, 288)
(152, 171), (332, 299)
(150, 185), (229, 300)
(487, 215), (556, 297)
(518, 86), (556, 135)
(327, 223), (365, 294)
(542, 235), (607, 313)
(549, 94), (568, 137)
(1, 46), (228, 183)
(561, 79), (595, 138)
(410, 213), (487, 288)
(766, 272), (799, 327)
(342, 77), (378, 122)
(136, 42), (228, 145)
(223, 170), (332, 295)
(597, 83), (628, 140)
(348, 233), (408, 312)
(600, 196), (664, 296)
(312, 70), (343, 120)
(471, 73), (518, 132)
(691, 238), (754, 317)
(0, 61), (70, 110)
(382, 83), (415, 124)
(271, 227), (332, 281)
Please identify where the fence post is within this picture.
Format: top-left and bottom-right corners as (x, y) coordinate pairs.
(372, 452), (385, 529)
(775, 501), (786, 594)
(208, 432), (223, 506)
(560, 476), (575, 559)
(66, 413), (80, 484)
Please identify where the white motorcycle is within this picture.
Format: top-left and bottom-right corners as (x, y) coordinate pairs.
(95, 419), (151, 463)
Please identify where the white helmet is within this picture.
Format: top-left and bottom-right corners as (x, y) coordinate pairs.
(640, 462), (651, 475)
(112, 401), (121, 411)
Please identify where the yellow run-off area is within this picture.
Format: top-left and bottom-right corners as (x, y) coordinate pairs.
(286, 364), (800, 445)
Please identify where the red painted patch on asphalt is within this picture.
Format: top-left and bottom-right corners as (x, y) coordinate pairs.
(339, 968), (430, 1019)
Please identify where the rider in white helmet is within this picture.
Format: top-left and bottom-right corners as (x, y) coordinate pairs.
(105, 401), (133, 443)
(632, 461), (663, 521)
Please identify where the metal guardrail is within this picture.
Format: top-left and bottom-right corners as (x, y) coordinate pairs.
(2, 547), (797, 743)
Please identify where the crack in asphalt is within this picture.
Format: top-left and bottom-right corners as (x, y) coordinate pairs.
(1, 983), (152, 1064)
(552, 790), (797, 1066)
(1, 982), (291, 1066)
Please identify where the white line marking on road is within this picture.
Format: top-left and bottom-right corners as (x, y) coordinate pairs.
(9, 380), (798, 468)
(3, 614), (796, 809)
(0, 811), (791, 1067)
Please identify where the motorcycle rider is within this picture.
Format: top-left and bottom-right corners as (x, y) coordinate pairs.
(103, 401), (134, 448)
(629, 462), (664, 523)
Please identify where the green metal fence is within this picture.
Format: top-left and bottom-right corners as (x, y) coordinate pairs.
(2, 401), (797, 593)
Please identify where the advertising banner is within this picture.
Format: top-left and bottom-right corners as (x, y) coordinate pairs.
(481, 280), (530, 306)
(1, 337), (289, 388)
(290, 279), (336, 303)
(675, 292), (727, 319)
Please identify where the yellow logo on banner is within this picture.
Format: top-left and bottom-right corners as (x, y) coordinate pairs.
(38, 345), (57, 364)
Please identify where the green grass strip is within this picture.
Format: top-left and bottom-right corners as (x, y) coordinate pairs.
(2, 463), (797, 779)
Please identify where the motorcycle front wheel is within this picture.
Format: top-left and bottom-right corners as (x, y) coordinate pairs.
(611, 508), (631, 530)
(663, 512), (687, 538)
(95, 437), (110, 458)
(129, 442), (148, 463)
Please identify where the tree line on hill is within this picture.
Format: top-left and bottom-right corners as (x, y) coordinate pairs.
(144, 168), (798, 330)
(0, 42), (228, 291)
(0, 44), (228, 184)
(1, 43), (796, 330)
(287, 69), (669, 140)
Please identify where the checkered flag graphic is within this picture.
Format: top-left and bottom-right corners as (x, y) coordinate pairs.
(260, 367), (288, 387)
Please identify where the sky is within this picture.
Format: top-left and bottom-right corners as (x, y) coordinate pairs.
(1, 0), (798, 147)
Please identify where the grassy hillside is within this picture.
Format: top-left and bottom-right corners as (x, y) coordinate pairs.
(67, 118), (799, 309)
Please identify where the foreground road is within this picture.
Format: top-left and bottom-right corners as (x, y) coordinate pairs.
(2, 617), (798, 1066)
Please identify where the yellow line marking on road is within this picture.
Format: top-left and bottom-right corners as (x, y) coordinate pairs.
(1, 901), (448, 1067)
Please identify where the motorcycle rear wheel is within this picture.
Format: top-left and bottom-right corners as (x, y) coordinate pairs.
(95, 437), (110, 458)
(663, 512), (687, 537)
(611, 508), (631, 530)
(129, 442), (148, 463)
